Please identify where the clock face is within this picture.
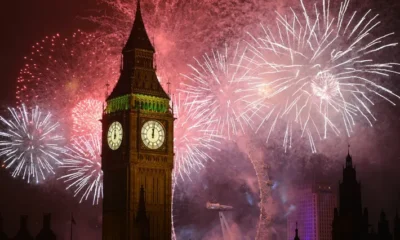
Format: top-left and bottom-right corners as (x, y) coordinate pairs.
(141, 120), (165, 150)
(107, 121), (123, 150)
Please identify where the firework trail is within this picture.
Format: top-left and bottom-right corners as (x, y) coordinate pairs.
(248, 0), (400, 152)
(0, 104), (65, 183)
(180, 43), (261, 140)
(72, 99), (103, 137)
(16, 30), (118, 111)
(89, 0), (292, 89)
(90, 2), (284, 238)
(58, 134), (103, 205)
(173, 93), (220, 181)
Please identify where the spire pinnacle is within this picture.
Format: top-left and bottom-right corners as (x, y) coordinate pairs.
(348, 144), (350, 155)
(123, 0), (154, 52)
(346, 144), (352, 167)
(294, 221), (300, 240)
(106, 0), (169, 101)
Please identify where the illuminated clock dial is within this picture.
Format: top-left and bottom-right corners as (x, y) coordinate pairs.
(141, 120), (165, 150)
(107, 121), (123, 150)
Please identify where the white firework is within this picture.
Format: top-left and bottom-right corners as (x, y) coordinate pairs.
(248, 0), (400, 152)
(181, 43), (260, 140)
(173, 93), (220, 181)
(58, 134), (103, 204)
(0, 104), (65, 183)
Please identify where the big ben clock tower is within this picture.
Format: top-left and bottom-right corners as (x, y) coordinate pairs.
(101, 0), (173, 239)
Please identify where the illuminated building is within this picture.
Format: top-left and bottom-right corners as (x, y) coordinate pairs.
(287, 183), (336, 240)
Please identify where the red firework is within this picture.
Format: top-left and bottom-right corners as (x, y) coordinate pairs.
(16, 30), (119, 112)
(72, 99), (103, 137)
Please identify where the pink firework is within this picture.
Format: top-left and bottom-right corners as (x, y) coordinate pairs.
(247, 0), (400, 153)
(72, 99), (103, 137)
(180, 43), (262, 140)
(172, 92), (221, 181)
(58, 134), (103, 204)
(90, 0), (291, 89)
(16, 30), (119, 112)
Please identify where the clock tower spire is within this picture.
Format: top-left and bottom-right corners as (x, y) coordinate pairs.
(102, 0), (174, 239)
(107, 0), (168, 101)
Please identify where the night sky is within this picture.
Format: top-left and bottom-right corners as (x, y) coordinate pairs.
(1, 0), (400, 239)
(0, 0), (98, 104)
(0, 1), (102, 239)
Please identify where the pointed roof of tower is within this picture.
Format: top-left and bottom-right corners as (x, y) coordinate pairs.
(13, 215), (33, 240)
(346, 144), (352, 167)
(36, 214), (56, 240)
(106, 0), (169, 102)
(124, 0), (154, 52)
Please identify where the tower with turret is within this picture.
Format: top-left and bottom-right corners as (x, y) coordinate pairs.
(101, 0), (173, 239)
(332, 149), (369, 240)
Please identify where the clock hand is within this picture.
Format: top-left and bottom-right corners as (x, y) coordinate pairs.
(152, 127), (155, 139)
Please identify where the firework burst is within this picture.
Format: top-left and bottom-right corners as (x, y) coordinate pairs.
(72, 99), (103, 137)
(248, 0), (400, 152)
(181, 43), (260, 140)
(0, 104), (65, 183)
(173, 93), (220, 181)
(16, 30), (118, 111)
(90, 0), (292, 90)
(58, 134), (103, 205)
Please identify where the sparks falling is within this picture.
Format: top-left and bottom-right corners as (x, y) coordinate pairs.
(173, 93), (220, 181)
(91, 0), (286, 91)
(72, 99), (103, 137)
(58, 134), (103, 205)
(0, 104), (65, 183)
(16, 30), (119, 111)
(248, 0), (400, 152)
(181, 43), (260, 140)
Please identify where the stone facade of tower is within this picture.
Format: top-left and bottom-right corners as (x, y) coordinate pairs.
(101, 0), (173, 239)
(287, 183), (336, 240)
